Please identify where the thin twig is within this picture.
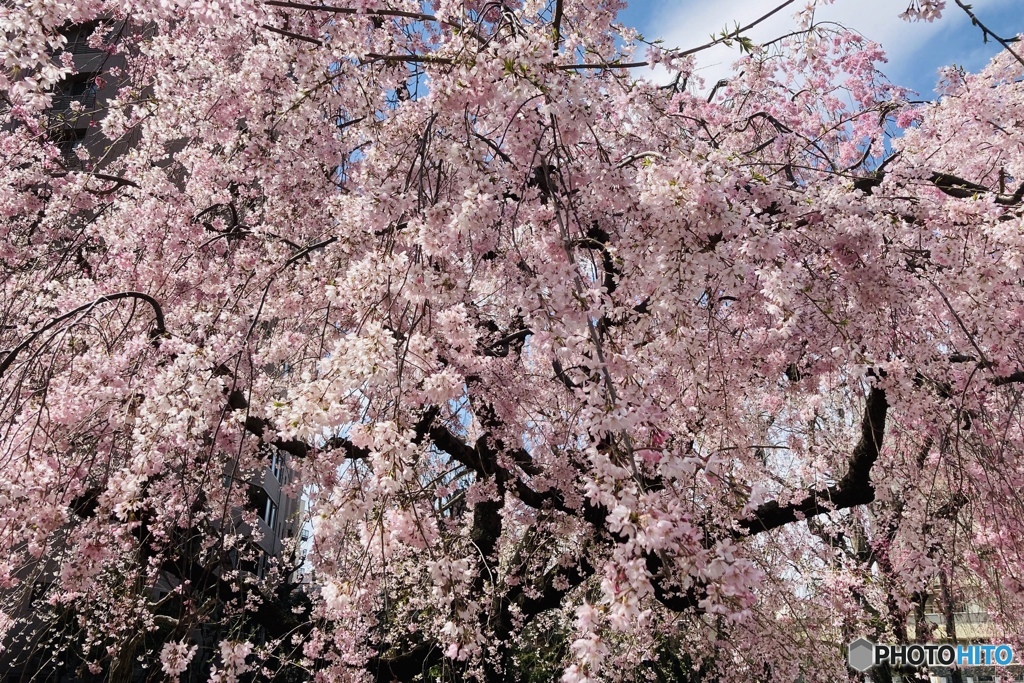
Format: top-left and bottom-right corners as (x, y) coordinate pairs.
(556, 61), (648, 70)
(675, 0), (800, 58)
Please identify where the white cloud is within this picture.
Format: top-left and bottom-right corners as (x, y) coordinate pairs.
(635, 0), (1017, 91)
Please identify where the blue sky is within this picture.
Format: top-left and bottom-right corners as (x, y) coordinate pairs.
(616, 0), (1023, 97)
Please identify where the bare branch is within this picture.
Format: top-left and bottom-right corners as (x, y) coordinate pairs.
(952, 0), (1024, 68)
(263, 1), (487, 43)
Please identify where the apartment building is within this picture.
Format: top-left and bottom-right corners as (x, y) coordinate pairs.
(907, 599), (1024, 683)
(239, 446), (307, 579)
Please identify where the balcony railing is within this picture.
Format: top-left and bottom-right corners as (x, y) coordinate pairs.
(50, 92), (97, 111)
(64, 39), (106, 55)
(58, 152), (85, 171)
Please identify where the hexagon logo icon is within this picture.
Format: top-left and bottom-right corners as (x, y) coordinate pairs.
(848, 638), (876, 672)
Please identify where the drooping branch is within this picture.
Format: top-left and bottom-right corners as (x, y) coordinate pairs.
(0, 292), (167, 379)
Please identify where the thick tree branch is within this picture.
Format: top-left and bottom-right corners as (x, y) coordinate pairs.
(483, 328), (531, 357)
(367, 642), (443, 683)
(517, 558), (594, 616)
(264, 1), (444, 24)
(429, 422), (488, 475)
(262, 23), (322, 45)
(552, 0), (565, 51)
(227, 389), (369, 459)
(856, 167), (1024, 206)
(737, 386), (887, 535)
(994, 371), (1024, 386)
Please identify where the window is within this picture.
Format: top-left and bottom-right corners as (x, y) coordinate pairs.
(270, 452), (283, 483)
(50, 74), (99, 113)
(262, 498), (278, 530)
(60, 22), (105, 55)
(49, 129), (87, 168)
(256, 550), (269, 579)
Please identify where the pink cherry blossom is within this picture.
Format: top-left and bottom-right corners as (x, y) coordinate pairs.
(2, 0), (1024, 680)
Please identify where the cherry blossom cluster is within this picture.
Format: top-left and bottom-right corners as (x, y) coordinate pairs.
(899, 0), (946, 22)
